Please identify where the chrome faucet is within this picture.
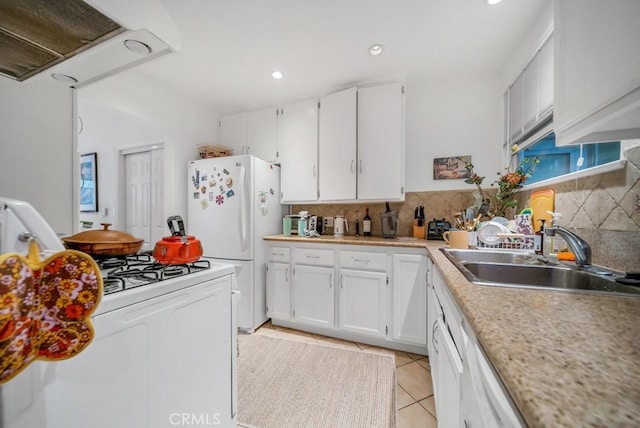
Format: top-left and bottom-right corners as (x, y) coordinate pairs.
(546, 225), (592, 267)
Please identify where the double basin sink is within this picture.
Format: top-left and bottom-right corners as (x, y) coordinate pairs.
(441, 249), (640, 297)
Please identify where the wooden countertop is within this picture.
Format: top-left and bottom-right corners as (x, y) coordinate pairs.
(264, 234), (640, 427)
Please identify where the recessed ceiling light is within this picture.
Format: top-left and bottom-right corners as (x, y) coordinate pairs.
(487, 0), (503, 4)
(124, 39), (152, 55)
(51, 73), (78, 84)
(368, 44), (384, 56)
(272, 70), (284, 79)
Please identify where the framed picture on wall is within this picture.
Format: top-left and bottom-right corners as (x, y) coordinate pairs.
(80, 152), (98, 212)
(433, 155), (472, 180)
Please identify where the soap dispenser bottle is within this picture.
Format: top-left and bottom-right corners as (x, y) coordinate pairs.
(535, 219), (545, 255)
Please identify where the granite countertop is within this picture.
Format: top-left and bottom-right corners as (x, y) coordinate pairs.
(426, 241), (640, 427)
(263, 234), (428, 248)
(264, 234), (640, 427)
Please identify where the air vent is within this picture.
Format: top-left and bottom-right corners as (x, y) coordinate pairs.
(0, 0), (125, 81)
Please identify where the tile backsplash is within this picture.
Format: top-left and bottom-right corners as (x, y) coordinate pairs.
(293, 146), (639, 272)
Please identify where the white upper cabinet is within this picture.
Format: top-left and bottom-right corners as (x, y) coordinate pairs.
(508, 72), (525, 144)
(507, 34), (554, 145)
(554, 0), (640, 145)
(247, 107), (279, 162)
(218, 112), (247, 155)
(357, 82), (405, 201)
(278, 98), (319, 203)
(537, 37), (554, 122)
(318, 87), (357, 201)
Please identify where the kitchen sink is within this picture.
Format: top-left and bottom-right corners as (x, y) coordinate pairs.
(443, 249), (552, 266)
(441, 248), (640, 297)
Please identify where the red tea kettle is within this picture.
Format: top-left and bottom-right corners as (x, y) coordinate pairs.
(153, 216), (203, 265)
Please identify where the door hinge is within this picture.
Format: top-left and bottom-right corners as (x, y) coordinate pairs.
(317, 189), (320, 198)
(276, 150), (279, 158)
(401, 186), (404, 194)
(266, 265), (269, 272)
(385, 325), (388, 335)
(293, 310), (296, 318)
(401, 86), (405, 94)
(386, 276), (389, 285)
(276, 108), (279, 116)
(293, 267), (296, 275)
(318, 101), (321, 109)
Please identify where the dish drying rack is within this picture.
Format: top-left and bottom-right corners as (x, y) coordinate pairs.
(475, 234), (537, 251)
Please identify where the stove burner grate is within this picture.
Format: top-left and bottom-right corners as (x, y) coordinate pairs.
(100, 255), (211, 295)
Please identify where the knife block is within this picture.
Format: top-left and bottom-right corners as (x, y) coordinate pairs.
(413, 225), (426, 239)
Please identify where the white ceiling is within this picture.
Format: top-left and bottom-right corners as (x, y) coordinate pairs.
(136, 0), (549, 115)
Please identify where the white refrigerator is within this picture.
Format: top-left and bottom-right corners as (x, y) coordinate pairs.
(187, 155), (281, 331)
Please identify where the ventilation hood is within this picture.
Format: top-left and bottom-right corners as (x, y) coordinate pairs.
(0, 0), (182, 88)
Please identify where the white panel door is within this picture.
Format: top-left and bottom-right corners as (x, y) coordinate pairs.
(357, 83), (404, 200)
(339, 269), (387, 338)
(278, 98), (319, 203)
(219, 112), (247, 155)
(392, 253), (427, 346)
(266, 261), (290, 320)
(293, 265), (334, 328)
(319, 87), (357, 201)
(247, 107), (278, 162)
(150, 149), (165, 248)
(125, 152), (151, 248)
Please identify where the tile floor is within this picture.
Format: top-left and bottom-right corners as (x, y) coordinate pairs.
(255, 322), (437, 428)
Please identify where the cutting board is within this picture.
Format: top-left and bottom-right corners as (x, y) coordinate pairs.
(530, 189), (555, 230)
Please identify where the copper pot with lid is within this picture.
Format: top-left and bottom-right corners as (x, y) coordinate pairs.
(62, 223), (143, 257)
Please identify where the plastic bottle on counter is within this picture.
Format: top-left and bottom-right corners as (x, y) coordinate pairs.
(355, 219), (360, 236)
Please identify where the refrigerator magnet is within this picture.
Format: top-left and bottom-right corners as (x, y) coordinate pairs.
(208, 192), (214, 202)
(215, 195), (224, 205)
(226, 177), (233, 187)
(201, 186), (207, 194)
(226, 189), (235, 198)
(223, 168), (230, 175)
(200, 199), (209, 209)
(193, 192), (199, 199)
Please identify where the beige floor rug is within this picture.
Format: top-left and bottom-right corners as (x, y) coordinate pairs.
(237, 334), (396, 428)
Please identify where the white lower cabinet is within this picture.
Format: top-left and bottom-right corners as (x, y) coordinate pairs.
(265, 242), (427, 354)
(339, 269), (387, 338)
(392, 253), (427, 346)
(428, 256), (524, 428)
(266, 262), (290, 320)
(293, 265), (334, 328)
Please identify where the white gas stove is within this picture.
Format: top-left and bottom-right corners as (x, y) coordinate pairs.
(0, 198), (238, 428)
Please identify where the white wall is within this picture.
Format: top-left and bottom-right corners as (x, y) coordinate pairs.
(0, 77), (75, 235)
(78, 70), (220, 231)
(404, 73), (502, 192)
(77, 97), (163, 229)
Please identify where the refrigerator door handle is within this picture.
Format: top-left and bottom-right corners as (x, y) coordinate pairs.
(239, 164), (249, 251)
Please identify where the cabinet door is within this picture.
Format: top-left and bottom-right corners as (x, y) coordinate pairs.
(555, 0), (640, 145)
(266, 262), (290, 320)
(338, 269), (387, 338)
(247, 107), (278, 162)
(391, 254), (427, 346)
(537, 36), (554, 122)
(319, 87), (357, 201)
(293, 265), (334, 328)
(219, 112), (247, 155)
(357, 83), (404, 201)
(278, 99), (319, 203)
(522, 56), (538, 133)
(434, 317), (463, 428)
(508, 73), (524, 144)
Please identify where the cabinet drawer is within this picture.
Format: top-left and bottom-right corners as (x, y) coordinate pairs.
(268, 246), (290, 262)
(294, 248), (334, 266)
(339, 251), (387, 271)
